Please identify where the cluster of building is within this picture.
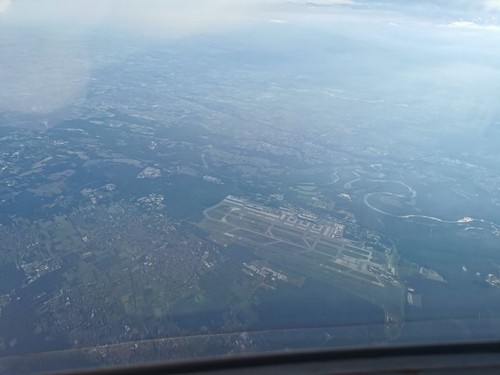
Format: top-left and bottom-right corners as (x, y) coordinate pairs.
(203, 175), (224, 185)
(486, 273), (500, 287)
(137, 166), (161, 179)
(21, 259), (61, 284)
(224, 195), (345, 240)
(242, 262), (288, 283)
(137, 193), (165, 210)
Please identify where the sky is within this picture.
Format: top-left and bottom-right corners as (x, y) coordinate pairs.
(0, 1), (499, 36)
(0, 0), (498, 25)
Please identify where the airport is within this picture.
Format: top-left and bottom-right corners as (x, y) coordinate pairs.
(200, 196), (400, 290)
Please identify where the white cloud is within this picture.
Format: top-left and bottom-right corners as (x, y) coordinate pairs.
(0, 0), (11, 13)
(0, 0), (355, 114)
(301, 0), (354, 5)
(449, 21), (500, 32)
(0, 39), (91, 114)
(3, 0), (355, 29)
(0, 0), (284, 114)
(2, 0), (288, 37)
(483, 0), (500, 11)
